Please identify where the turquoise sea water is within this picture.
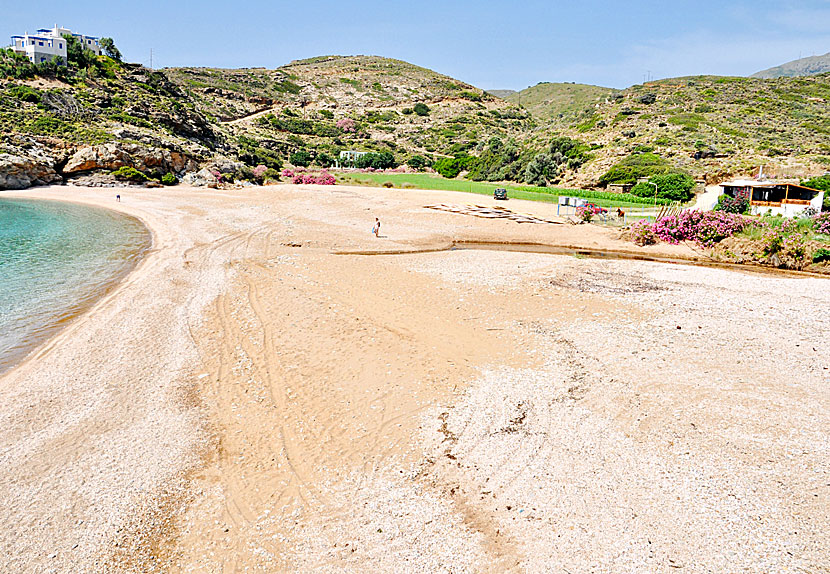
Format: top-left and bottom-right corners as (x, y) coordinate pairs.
(0, 198), (150, 373)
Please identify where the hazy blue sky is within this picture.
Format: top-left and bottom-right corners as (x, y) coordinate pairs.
(3, 1), (829, 89)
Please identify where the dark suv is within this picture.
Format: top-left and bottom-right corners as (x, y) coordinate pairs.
(494, 188), (508, 200)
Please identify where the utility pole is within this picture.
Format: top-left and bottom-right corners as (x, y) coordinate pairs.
(149, 48), (153, 71)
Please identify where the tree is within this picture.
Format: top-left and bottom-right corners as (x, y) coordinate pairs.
(99, 37), (122, 62)
(433, 157), (470, 178)
(63, 34), (96, 69)
(524, 153), (554, 186)
(631, 173), (696, 202)
(413, 103), (430, 116)
(354, 151), (397, 170)
(407, 155), (430, 170)
(315, 152), (335, 168)
(289, 150), (312, 167)
(802, 175), (830, 211)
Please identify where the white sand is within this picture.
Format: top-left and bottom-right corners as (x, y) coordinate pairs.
(0, 183), (827, 573)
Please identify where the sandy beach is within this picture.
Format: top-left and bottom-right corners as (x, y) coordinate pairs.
(1, 183), (828, 573)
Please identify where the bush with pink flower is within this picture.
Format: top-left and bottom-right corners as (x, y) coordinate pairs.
(575, 204), (603, 222)
(282, 169), (294, 178)
(648, 210), (750, 246)
(336, 118), (356, 133)
(813, 212), (830, 235)
(291, 170), (336, 186)
(315, 171), (336, 185)
(629, 219), (657, 246)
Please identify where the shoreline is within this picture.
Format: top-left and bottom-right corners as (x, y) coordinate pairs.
(1, 183), (827, 572)
(0, 196), (153, 377)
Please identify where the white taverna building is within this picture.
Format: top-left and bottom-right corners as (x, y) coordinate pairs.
(10, 26), (101, 64)
(719, 179), (825, 217)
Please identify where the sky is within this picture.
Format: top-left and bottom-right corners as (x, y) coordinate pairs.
(3, 1), (829, 90)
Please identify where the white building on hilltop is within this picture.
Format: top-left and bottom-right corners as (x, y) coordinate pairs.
(10, 26), (101, 64)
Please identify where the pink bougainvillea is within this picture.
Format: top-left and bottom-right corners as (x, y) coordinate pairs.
(315, 171), (336, 185)
(628, 210), (751, 246)
(649, 210), (750, 246)
(282, 169), (294, 178)
(253, 165), (267, 179)
(292, 171), (336, 185)
(630, 219), (657, 246)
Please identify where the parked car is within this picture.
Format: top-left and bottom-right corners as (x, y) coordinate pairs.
(494, 188), (508, 200)
(584, 202), (608, 213)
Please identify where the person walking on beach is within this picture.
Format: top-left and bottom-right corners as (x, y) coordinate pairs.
(116, 194), (121, 202)
(372, 217), (381, 237)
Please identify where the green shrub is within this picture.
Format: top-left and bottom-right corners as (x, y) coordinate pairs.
(650, 173), (696, 202)
(630, 174), (695, 202)
(599, 153), (674, 186)
(413, 103), (430, 116)
(801, 175), (830, 211)
(109, 112), (153, 128)
(315, 152), (335, 168)
(7, 85), (41, 103)
(236, 136), (283, 170)
(407, 155), (431, 170)
(112, 166), (149, 182)
(161, 172), (177, 186)
(631, 182), (656, 198)
(354, 151), (397, 170)
(99, 38), (122, 62)
(812, 248), (830, 263)
(289, 150), (312, 167)
(26, 114), (70, 136)
(524, 153), (554, 186)
(715, 191), (749, 214)
(274, 79), (302, 94)
(433, 156), (471, 178)
(319, 109), (334, 119)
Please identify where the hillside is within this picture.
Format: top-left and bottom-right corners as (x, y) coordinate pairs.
(537, 74), (830, 186)
(0, 53), (533, 188)
(1, 49), (829, 194)
(166, 55), (533, 164)
(505, 82), (619, 125)
(487, 89), (516, 99)
(752, 52), (830, 79)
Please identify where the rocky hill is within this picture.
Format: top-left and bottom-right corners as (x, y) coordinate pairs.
(487, 89), (516, 99)
(503, 82), (619, 125)
(752, 52), (830, 79)
(537, 74), (830, 186)
(166, 56), (533, 168)
(0, 54), (533, 189)
(1, 49), (828, 192)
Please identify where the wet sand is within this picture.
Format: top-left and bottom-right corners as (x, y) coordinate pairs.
(0, 183), (827, 573)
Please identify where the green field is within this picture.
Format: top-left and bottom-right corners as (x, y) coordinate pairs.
(337, 172), (657, 208)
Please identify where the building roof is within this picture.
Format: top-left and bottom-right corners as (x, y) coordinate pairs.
(720, 179), (778, 188)
(721, 180), (823, 193)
